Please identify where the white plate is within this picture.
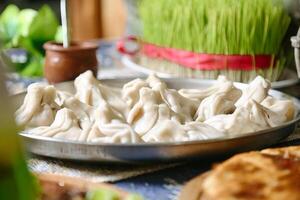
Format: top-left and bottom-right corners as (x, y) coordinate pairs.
(122, 56), (300, 89)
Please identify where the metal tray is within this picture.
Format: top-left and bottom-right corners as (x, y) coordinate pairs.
(122, 56), (300, 89)
(14, 78), (300, 163)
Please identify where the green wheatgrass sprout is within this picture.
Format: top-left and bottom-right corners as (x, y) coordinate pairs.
(138, 0), (291, 82)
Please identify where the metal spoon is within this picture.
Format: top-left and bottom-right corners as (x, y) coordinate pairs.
(60, 0), (70, 48)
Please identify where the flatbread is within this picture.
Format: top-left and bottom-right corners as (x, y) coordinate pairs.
(179, 146), (300, 200)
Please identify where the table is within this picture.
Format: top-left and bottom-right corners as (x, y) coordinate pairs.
(9, 40), (300, 200)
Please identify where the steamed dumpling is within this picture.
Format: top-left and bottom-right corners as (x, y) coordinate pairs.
(63, 97), (95, 131)
(204, 100), (269, 135)
(148, 76), (199, 122)
(122, 78), (148, 108)
(261, 96), (295, 126)
(183, 122), (226, 140)
(178, 76), (241, 101)
(74, 70), (99, 105)
(142, 105), (225, 142)
(97, 84), (129, 117)
(127, 87), (160, 135)
(78, 100), (126, 142)
(235, 76), (271, 107)
(28, 108), (82, 140)
(87, 123), (141, 143)
(195, 91), (240, 122)
(146, 74), (166, 88)
(15, 83), (60, 128)
(86, 105), (140, 143)
(142, 119), (185, 142)
(74, 70), (128, 117)
(142, 104), (183, 142)
(159, 87), (198, 122)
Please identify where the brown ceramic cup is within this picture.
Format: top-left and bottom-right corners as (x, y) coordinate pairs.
(43, 41), (98, 83)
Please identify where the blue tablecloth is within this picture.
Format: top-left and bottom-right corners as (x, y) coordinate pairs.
(116, 140), (300, 200)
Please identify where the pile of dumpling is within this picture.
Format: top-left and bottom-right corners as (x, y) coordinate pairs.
(15, 70), (295, 144)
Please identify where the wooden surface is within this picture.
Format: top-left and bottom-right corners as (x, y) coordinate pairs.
(38, 173), (128, 199)
(68, 0), (126, 41)
(100, 0), (127, 39)
(69, 0), (102, 41)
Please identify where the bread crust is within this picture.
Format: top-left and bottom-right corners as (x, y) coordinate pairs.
(180, 146), (300, 200)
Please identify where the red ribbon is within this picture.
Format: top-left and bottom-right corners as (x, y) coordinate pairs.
(117, 36), (275, 71)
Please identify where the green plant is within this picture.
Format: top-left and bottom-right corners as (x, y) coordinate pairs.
(0, 4), (61, 77)
(138, 0), (292, 82)
(139, 0), (290, 55)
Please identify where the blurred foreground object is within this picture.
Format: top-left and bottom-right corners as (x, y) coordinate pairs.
(0, 53), (39, 199)
(0, 4), (61, 77)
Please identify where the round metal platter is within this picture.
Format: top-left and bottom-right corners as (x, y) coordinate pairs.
(122, 56), (300, 89)
(15, 78), (300, 163)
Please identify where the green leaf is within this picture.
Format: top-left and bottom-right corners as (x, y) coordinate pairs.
(16, 36), (41, 56)
(20, 56), (44, 77)
(85, 189), (120, 200)
(28, 5), (59, 43)
(0, 5), (20, 46)
(55, 26), (63, 43)
(18, 9), (37, 37)
(10, 9), (37, 47)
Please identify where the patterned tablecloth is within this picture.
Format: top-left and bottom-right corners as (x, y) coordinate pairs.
(8, 40), (300, 200)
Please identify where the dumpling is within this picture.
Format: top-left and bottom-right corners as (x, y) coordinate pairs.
(122, 78), (148, 108)
(195, 92), (240, 122)
(235, 76), (271, 107)
(63, 97), (95, 131)
(261, 96), (295, 126)
(55, 90), (73, 107)
(195, 93), (235, 122)
(74, 70), (128, 117)
(28, 108), (82, 141)
(142, 105), (225, 142)
(97, 84), (129, 117)
(178, 76), (241, 101)
(15, 83), (60, 128)
(159, 87), (199, 122)
(127, 87), (160, 135)
(204, 100), (269, 135)
(62, 97), (126, 142)
(142, 104), (184, 142)
(86, 104), (140, 143)
(87, 123), (141, 144)
(74, 70), (99, 105)
(142, 119), (185, 142)
(146, 74), (167, 89)
(183, 122), (226, 140)
(147, 76), (199, 122)
(77, 100), (126, 142)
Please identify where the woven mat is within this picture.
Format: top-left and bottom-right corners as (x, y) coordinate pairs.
(28, 156), (176, 183)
